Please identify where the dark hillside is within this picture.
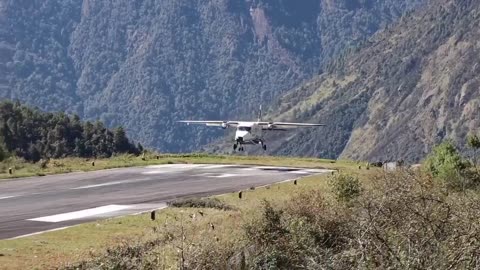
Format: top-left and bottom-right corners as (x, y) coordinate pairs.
(0, 0), (422, 152)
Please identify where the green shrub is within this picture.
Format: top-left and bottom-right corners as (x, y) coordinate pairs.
(64, 239), (164, 270)
(0, 141), (8, 162)
(424, 141), (470, 190)
(242, 197), (352, 269)
(240, 172), (480, 269)
(330, 174), (362, 203)
(167, 197), (234, 211)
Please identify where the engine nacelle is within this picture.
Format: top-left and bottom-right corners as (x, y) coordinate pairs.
(221, 122), (228, 129)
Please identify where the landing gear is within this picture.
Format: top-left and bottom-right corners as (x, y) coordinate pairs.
(262, 144), (267, 151)
(233, 143), (244, 152)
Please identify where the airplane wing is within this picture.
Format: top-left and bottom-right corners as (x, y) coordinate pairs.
(257, 122), (325, 127)
(178, 120), (239, 127)
(272, 122), (325, 127)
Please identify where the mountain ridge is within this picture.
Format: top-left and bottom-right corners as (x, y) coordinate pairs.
(0, 0), (423, 153)
(264, 0), (480, 162)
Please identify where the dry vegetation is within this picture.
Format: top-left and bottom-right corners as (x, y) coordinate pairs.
(60, 141), (480, 269)
(2, 143), (480, 269)
(62, 168), (480, 270)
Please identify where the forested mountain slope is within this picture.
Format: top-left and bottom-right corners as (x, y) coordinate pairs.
(0, 0), (422, 152)
(266, 0), (480, 162)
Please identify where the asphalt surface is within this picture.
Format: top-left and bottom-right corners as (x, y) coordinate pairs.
(0, 164), (330, 240)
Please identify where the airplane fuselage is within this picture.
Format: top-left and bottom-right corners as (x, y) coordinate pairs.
(235, 122), (262, 145)
(233, 122), (265, 151)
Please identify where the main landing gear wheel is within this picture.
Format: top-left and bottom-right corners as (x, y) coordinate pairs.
(233, 144), (238, 151)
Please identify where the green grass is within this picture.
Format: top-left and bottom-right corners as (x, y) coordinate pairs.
(0, 154), (370, 269)
(0, 153), (360, 180)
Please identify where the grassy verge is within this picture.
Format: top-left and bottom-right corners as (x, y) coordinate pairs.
(0, 153), (360, 180)
(0, 155), (374, 269)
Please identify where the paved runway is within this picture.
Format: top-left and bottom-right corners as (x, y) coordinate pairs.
(0, 164), (329, 240)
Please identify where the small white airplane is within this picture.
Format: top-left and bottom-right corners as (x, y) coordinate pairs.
(178, 107), (325, 151)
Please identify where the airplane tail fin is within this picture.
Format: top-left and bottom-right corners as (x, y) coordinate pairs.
(257, 105), (262, 122)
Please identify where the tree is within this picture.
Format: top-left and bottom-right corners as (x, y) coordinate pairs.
(137, 143), (144, 155)
(425, 141), (469, 190)
(27, 143), (41, 162)
(467, 134), (480, 169)
(113, 127), (130, 153)
(0, 100), (143, 161)
(0, 137), (8, 162)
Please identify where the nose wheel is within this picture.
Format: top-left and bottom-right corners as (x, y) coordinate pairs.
(262, 144), (267, 151)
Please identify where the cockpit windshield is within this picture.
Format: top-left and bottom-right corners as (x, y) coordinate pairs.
(238, 126), (252, 132)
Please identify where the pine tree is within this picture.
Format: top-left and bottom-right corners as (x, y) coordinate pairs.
(113, 127), (129, 153)
(467, 134), (480, 169)
(0, 136), (8, 162)
(27, 143), (41, 162)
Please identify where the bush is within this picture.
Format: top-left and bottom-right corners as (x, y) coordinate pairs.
(238, 171), (480, 269)
(64, 239), (164, 270)
(0, 142), (8, 162)
(330, 174), (362, 203)
(353, 171), (480, 269)
(38, 159), (49, 169)
(244, 201), (293, 269)
(242, 196), (352, 269)
(167, 197), (234, 211)
(424, 141), (471, 190)
(66, 171), (480, 270)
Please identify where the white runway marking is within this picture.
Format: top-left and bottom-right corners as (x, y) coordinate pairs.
(71, 178), (150, 189)
(13, 204), (169, 239)
(146, 164), (204, 169)
(209, 173), (238, 178)
(0, 196), (17, 200)
(289, 171), (311, 174)
(143, 164), (231, 174)
(28, 205), (133, 223)
(200, 165), (230, 169)
(71, 181), (127, 189)
(142, 170), (171, 175)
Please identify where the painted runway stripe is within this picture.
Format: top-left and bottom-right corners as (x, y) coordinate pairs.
(12, 204), (169, 239)
(71, 181), (128, 189)
(200, 165), (230, 169)
(142, 170), (173, 175)
(240, 167), (257, 171)
(71, 178), (150, 189)
(0, 196), (17, 200)
(208, 173), (238, 178)
(28, 205), (133, 223)
(289, 171), (311, 174)
(146, 164), (204, 169)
